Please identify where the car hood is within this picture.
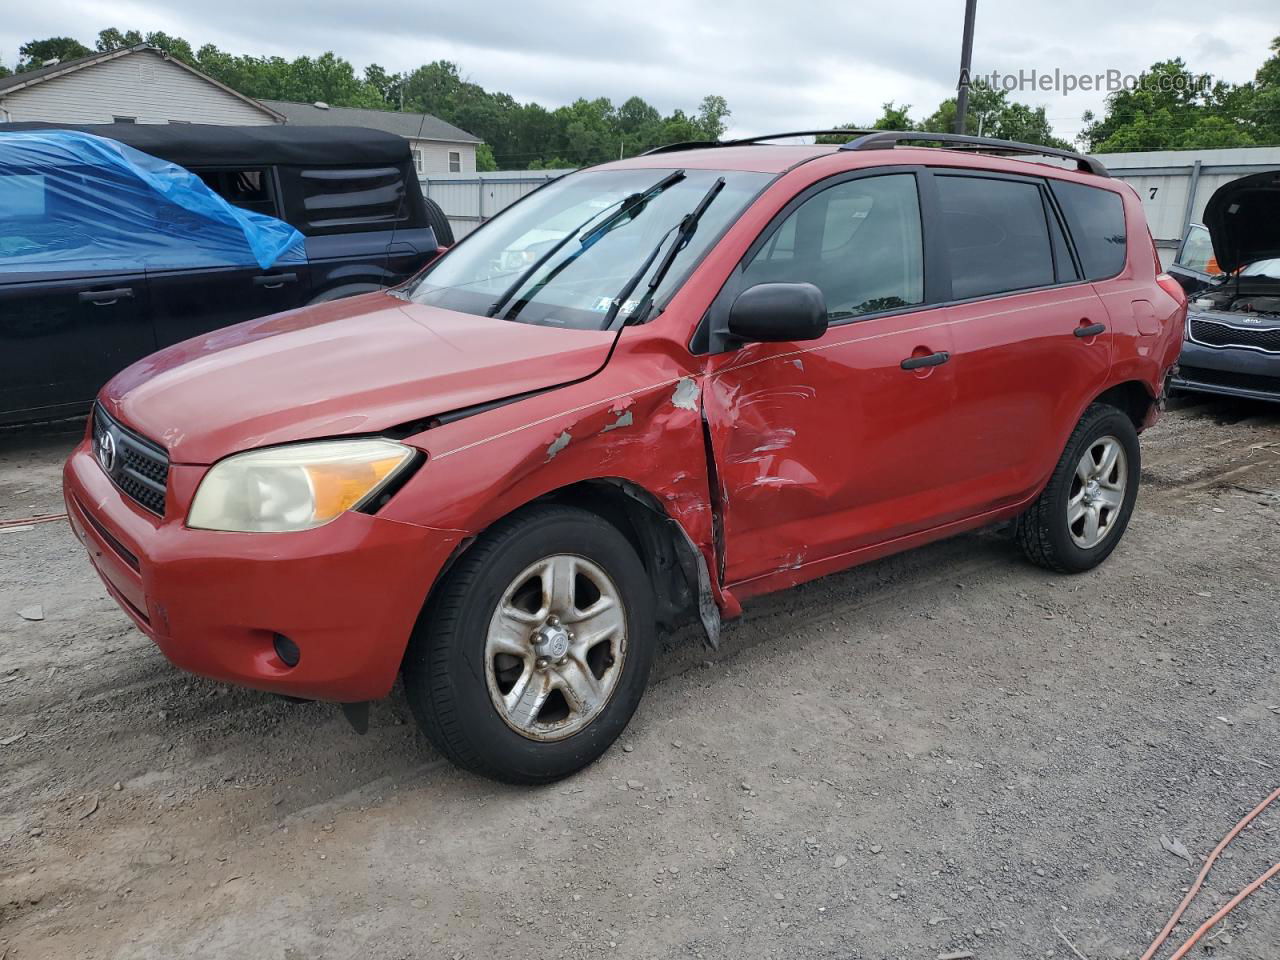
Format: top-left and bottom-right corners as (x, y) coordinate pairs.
(1203, 169), (1280, 275)
(101, 291), (616, 464)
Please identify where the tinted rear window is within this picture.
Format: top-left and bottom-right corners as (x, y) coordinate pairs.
(936, 175), (1054, 299)
(297, 166), (407, 231)
(1049, 180), (1127, 279)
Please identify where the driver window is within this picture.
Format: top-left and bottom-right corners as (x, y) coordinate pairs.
(745, 174), (924, 319)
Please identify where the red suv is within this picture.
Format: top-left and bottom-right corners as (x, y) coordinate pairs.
(64, 132), (1186, 783)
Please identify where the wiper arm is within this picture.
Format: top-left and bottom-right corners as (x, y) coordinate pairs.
(485, 169), (685, 319)
(603, 176), (726, 330)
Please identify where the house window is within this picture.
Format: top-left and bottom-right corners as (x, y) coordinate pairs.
(113, 116), (137, 124)
(411, 149), (423, 174)
(449, 150), (461, 173)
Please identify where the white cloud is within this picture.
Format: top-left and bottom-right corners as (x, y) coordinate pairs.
(1, 0), (1275, 144)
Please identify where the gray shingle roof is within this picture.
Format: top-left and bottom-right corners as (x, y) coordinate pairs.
(259, 100), (481, 144)
(0, 47), (128, 94)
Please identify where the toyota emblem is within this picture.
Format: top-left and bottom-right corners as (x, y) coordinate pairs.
(97, 428), (117, 473)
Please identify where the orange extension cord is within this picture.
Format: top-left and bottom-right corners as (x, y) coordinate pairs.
(0, 512), (67, 529)
(1140, 786), (1280, 960)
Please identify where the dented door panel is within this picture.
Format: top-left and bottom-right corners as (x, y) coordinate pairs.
(704, 308), (959, 587)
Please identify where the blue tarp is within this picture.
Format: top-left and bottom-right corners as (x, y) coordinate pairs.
(0, 129), (305, 272)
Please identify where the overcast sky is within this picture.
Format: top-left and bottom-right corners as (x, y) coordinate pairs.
(2, 1), (1276, 143)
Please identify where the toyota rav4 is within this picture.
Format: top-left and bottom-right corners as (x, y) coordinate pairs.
(63, 132), (1186, 783)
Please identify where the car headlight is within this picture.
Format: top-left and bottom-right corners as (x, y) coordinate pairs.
(187, 438), (417, 533)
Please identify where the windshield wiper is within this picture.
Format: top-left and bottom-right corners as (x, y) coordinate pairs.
(603, 176), (726, 330)
(485, 169), (686, 320)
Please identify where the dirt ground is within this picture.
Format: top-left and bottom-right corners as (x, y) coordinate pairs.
(1, 394), (1278, 960)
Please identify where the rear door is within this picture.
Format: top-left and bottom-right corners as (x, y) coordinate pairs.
(703, 169), (963, 586)
(936, 171), (1112, 511)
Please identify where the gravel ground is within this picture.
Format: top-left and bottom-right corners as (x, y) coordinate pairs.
(1, 394), (1278, 960)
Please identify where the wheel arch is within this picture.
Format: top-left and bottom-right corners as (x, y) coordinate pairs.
(412, 477), (720, 661)
(1092, 379), (1158, 430)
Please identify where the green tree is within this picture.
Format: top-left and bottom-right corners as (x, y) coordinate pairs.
(920, 85), (1070, 148)
(141, 31), (195, 63)
(696, 94), (731, 140)
(1079, 50), (1276, 152)
(364, 63), (405, 108)
(818, 101), (915, 142)
(96, 28), (143, 51)
(9, 29), (737, 169)
(821, 90), (1068, 150)
(17, 37), (92, 71)
(475, 143), (498, 172)
(0, 61), (11, 79)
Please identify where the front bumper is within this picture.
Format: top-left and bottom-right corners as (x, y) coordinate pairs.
(63, 439), (462, 702)
(1172, 339), (1280, 403)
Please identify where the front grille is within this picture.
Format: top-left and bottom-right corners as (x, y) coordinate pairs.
(1177, 365), (1280, 396)
(1189, 318), (1280, 353)
(92, 404), (169, 516)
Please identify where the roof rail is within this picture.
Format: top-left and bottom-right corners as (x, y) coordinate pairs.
(639, 130), (873, 156)
(840, 130), (1109, 177)
(639, 140), (720, 156)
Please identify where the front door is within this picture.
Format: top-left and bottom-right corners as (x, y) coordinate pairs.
(703, 170), (961, 587)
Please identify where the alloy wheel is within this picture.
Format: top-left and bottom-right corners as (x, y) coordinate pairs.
(1068, 435), (1128, 549)
(483, 554), (627, 741)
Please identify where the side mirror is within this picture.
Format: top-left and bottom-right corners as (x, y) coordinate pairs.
(727, 282), (828, 343)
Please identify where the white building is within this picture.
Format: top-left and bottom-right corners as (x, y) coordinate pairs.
(0, 45), (279, 126)
(260, 99), (481, 176)
(0, 44), (483, 175)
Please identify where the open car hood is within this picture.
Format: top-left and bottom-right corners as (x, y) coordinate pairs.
(1203, 169), (1280, 276)
(101, 291), (616, 464)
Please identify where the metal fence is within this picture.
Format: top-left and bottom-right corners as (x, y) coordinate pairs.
(420, 169), (574, 240)
(425, 149), (1280, 267)
(1086, 147), (1280, 267)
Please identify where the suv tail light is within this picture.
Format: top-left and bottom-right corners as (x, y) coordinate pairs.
(1156, 272), (1187, 307)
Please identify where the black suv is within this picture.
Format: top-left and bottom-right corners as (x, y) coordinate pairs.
(0, 123), (453, 425)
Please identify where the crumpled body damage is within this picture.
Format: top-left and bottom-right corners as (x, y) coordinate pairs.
(380, 347), (733, 617)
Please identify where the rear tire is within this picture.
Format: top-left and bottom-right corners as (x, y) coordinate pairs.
(422, 197), (455, 247)
(402, 505), (655, 784)
(1016, 403), (1140, 574)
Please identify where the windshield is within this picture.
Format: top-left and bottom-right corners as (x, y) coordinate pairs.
(400, 168), (771, 329)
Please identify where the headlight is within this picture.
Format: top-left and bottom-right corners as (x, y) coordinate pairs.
(187, 439), (417, 533)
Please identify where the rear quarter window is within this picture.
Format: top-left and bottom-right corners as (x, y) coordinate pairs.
(290, 165), (409, 234)
(1049, 180), (1127, 280)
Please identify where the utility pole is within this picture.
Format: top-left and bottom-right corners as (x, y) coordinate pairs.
(954, 0), (978, 134)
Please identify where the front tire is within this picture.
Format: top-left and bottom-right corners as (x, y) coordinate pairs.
(402, 505), (655, 784)
(1016, 403), (1140, 574)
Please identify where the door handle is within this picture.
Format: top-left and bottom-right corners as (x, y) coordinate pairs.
(253, 272), (298, 289)
(1074, 322), (1107, 338)
(900, 350), (950, 370)
(78, 287), (134, 305)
